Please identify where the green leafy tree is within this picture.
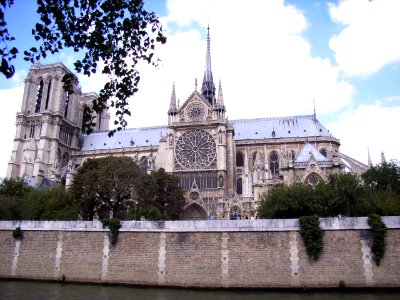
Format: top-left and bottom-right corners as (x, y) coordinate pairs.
(257, 173), (383, 219)
(0, 177), (31, 220)
(1, 0), (166, 135)
(0, 177), (31, 197)
(327, 173), (363, 216)
(70, 156), (144, 220)
(362, 162), (400, 196)
(258, 184), (316, 219)
(150, 168), (185, 220)
(36, 187), (79, 220)
(70, 157), (185, 221)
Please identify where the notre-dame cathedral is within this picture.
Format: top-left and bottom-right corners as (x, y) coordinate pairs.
(7, 30), (368, 220)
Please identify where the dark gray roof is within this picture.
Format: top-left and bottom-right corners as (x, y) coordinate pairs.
(78, 115), (334, 151)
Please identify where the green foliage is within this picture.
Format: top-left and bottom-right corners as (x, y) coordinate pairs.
(257, 184), (316, 218)
(368, 213), (387, 266)
(258, 172), (400, 219)
(149, 168), (186, 220)
(12, 226), (22, 239)
(70, 158), (185, 221)
(327, 173), (363, 216)
(1, 0), (166, 134)
(299, 215), (323, 261)
(70, 156), (144, 220)
(0, 177), (31, 197)
(0, 0), (17, 78)
(363, 162), (400, 196)
(0, 181), (79, 220)
(102, 218), (121, 246)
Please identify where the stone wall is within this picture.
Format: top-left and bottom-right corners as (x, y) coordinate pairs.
(0, 217), (399, 288)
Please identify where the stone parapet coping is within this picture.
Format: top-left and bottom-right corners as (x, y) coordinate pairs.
(0, 216), (399, 232)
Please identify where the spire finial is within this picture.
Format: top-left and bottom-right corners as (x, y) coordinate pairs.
(168, 83), (177, 114)
(201, 26), (216, 105)
(313, 99), (316, 121)
(367, 147), (372, 167)
(381, 151), (386, 164)
(195, 78), (198, 91)
(217, 79), (224, 106)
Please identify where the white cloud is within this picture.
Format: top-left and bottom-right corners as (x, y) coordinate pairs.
(329, 0), (400, 77)
(327, 100), (400, 165)
(0, 86), (24, 178)
(126, 0), (355, 128)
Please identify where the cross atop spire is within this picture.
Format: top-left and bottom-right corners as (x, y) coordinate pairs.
(201, 26), (216, 105)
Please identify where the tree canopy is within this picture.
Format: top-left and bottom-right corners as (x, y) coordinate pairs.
(0, 178), (79, 220)
(1, 0), (166, 135)
(70, 157), (185, 221)
(258, 171), (400, 219)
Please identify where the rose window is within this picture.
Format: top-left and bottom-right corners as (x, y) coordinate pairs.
(175, 129), (217, 170)
(187, 104), (205, 121)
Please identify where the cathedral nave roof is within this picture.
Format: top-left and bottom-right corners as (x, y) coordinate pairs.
(78, 115), (334, 152)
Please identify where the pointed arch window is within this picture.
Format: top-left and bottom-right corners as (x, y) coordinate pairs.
(291, 150), (296, 162)
(35, 80), (44, 113)
(269, 151), (279, 177)
(45, 80), (51, 110)
(236, 178), (243, 195)
(139, 156), (148, 173)
(320, 148), (327, 158)
(236, 152), (244, 167)
(64, 91), (70, 117)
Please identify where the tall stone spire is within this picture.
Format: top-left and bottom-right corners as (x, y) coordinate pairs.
(201, 26), (216, 105)
(168, 83), (177, 114)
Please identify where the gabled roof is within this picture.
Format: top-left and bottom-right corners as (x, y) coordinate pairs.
(178, 90), (211, 112)
(294, 142), (330, 163)
(232, 115), (333, 141)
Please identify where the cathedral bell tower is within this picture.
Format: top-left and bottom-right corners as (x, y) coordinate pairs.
(7, 63), (109, 187)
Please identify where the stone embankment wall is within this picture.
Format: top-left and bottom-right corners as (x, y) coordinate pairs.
(0, 217), (399, 288)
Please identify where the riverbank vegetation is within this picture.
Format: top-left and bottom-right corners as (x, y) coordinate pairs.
(258, 162), (400, 219)
(0, 157), (185, 221)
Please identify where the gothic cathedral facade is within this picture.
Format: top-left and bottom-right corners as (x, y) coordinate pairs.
(7, 31), (367, 220)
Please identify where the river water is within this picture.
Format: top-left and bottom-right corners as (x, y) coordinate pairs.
(0, 281), (399, 300)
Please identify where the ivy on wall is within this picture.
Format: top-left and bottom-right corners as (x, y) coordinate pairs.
(102, 218), (121, 246)
(368, 213), (387, 266)
(12, 226), (23, 240)
(299, 215), (323, 261)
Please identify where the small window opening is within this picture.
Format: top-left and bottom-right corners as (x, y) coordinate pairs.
(45, 80), (51, 110)
(35, 81), (44, 113)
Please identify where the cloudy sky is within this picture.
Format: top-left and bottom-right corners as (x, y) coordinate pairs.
(1, 0), (399, 178)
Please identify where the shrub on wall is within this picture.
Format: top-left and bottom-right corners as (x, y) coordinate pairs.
(299, 215), (323, 261)
(102, 218), (121, 246)
(12, 226), (23, 239)
(368, 213), (387, 266)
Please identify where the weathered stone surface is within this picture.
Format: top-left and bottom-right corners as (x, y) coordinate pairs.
(0, 218), (399, 288)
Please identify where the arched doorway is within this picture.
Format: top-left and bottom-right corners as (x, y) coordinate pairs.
(230, 205), (241, 220)
(181, 203), (208, 220)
